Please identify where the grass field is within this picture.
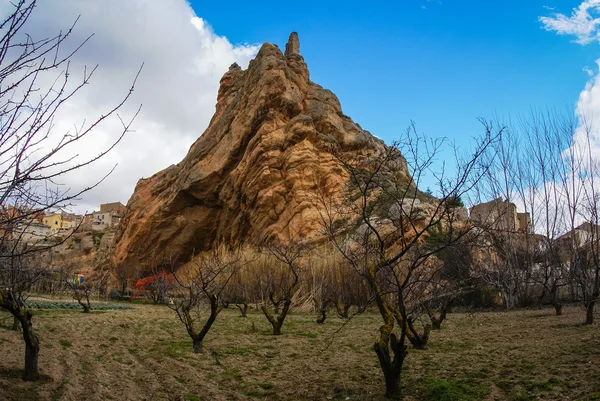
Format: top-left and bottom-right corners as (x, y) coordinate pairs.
(0, 304), (599, 401)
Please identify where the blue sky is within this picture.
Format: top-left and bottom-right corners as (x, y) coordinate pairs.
(19, 1), (600, 210)
(190, 0), (594, 153)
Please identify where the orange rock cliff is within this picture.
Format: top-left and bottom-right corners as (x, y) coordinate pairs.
(110, 32), (395, 276)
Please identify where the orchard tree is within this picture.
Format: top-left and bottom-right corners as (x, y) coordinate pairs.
(478, 112), (600, 322)
(168, 250), (240, 353)
(0, 0), (140, 380)
(414, 237), (475, 330)
(318, 122), (496, 398)
(135, 270), (173, 304)
(309, 250), (370, 324)
(258, 240), (304, 335)
(65, 274), (93, 313)
(571, 122), (600, 325)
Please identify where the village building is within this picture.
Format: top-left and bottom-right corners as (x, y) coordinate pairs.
(517, 212), (532, 234)
(70, 215), (84, 229)
(100, 202), (126, 214)
(17, 221), (51, 245)
(556, 222), (600, 249)
(470, 198), (530, 233)
(89, 202), (125, 230)
(92, 211), (111, 231)
(470, 198), (518, 232)
(43, 212), (74, 235)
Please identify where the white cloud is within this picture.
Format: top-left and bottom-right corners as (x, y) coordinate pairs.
(539, 0), (600, 44)
(539, 1), (600, 177)
(5, 0), (260, 213)
(574, 60), (600, 152)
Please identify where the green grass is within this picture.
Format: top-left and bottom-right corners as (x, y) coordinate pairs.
(1, 305), (599, 401)
(521, 378), (561, 392)
(26, 301), (131, 311)
(50, 378), (69, 401)
(419, 377), (489, 401)
(241, 388), (276, 397)
(576, 392), (600, 401)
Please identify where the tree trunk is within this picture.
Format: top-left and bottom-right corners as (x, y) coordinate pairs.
(192, 337), (202, 353)
(430, 309), (448, 330)
(502, 289), (516, 310)
(407, 320), (431, 350)
(261, 299), (290, 335)
(236, 303), (248, 318)
(374, 341), (403, 399)
(552, 302), (563, 316)
(585, 300), (595, 325)
(383, 370), (401, 399)
(12, 316), (20, 331)
(20, 312), (40, 381)
(316, 307), (326, 324)
(335, 302), (350, 319)
(343, 304), (351, 318)
(183, 295), (222, 353)
(78, 299), (90, 313)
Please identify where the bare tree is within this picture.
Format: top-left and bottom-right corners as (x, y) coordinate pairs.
(221, 250), (259, 317)
(168, 250), (240, 353)
(470, 122), (538, 309)
(0, 0), (140, 380)
(65, 274), (93, 312)
(111, 263), (132, 300)
(0, 253), (48, 380)
(258, 240), (304, 335)
(514, 112), (574, 315)
(308, 252), (337, 324)
(318, 122), (496, 398)
(474, 228), (534, 309)
(573, 121), (600, 324)
(312, 254), (371, 324)
(478, 111), (599, 322)
(135, 268), (173, 304)
(419, 238), (474, 329)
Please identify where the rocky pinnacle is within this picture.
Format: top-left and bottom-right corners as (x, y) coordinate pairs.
(284, 32), (300, 57)
(110, 32), (389, 278)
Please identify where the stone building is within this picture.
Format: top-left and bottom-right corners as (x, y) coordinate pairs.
(470, 198), (519, 232)
(100, 202), (126, 214)
(517, 212), (532, 234)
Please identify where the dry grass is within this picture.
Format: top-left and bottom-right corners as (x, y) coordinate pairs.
(0, 304), (599, 400)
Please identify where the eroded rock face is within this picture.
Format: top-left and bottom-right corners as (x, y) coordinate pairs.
(111, 33), (391, 275)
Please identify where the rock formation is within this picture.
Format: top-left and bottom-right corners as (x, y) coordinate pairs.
(111, 33), (395, 276)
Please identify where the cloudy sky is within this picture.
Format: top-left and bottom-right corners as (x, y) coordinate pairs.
(9, 0), (260, 213)
(542, 0), (600, 147)
(4, 0), (600, 213)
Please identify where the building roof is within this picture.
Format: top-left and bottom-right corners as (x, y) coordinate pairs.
(100, 202), (126, 213)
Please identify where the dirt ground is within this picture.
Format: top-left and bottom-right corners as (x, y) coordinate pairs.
(0, 304), (598, 401)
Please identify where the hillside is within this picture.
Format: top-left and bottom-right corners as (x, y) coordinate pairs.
(111, 33), (402, 277)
